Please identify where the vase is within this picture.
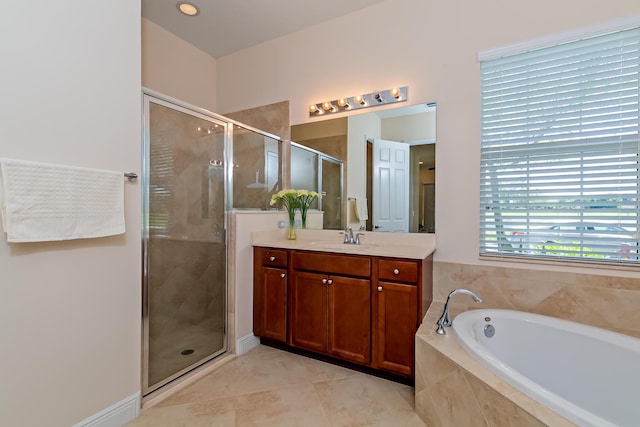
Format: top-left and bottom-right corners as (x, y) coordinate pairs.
(300, 207), (308, 229)
(287, 210), (296, 240)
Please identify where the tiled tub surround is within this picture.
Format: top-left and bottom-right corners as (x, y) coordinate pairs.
(415, 306), (575, 427)
(434, 262), (640, 338)
(415, 262), (640, 426)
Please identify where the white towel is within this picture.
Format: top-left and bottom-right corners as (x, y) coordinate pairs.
(353, 197), (369, 221)
(0, 158), (125, 242)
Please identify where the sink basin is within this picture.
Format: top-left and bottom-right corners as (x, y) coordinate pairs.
(309, 241), (379, 251)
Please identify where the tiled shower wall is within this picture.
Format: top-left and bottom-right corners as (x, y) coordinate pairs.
(148, 239), (226, 339)
(433, 261), (640, 338)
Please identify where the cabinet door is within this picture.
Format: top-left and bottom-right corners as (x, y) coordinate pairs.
(260, 267), (288, 342)
(376, 282), (417, 376)
(290, 270), (328, 353)
(328, 276), (371, 365)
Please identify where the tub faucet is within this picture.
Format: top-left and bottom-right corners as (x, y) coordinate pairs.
(436, 289), (483, 335)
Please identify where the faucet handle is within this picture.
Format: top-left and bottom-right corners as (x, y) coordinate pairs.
(339, 230), (350, 244)
(354, 233), (364, 245)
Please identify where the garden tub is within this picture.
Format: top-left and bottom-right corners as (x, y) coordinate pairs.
(452, 309), (640, 427)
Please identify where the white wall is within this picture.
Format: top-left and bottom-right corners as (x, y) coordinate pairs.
(142, 18), (217, 112)
(232, 212), (289, 351)
(382, 112), (436, 143)
(216, 0), (640, 277)
(0, 1), (141, 426)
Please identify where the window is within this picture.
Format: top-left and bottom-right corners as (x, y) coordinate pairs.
(479, 25), (640, 264)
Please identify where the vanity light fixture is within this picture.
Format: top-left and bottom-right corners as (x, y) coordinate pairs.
(309, 86), (408, 117)
(177, 2), (199, 16)
(322, 101), (336, 112)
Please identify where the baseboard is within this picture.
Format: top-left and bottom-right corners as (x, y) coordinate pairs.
(237, 333), (260, 355)
(72, 392), (140, 427)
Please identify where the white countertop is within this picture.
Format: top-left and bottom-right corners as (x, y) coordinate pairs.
(252, 229), (436, 259)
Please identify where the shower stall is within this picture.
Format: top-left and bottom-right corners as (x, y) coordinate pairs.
(290, 142), (344, 229)
(141, 91), (282, 395)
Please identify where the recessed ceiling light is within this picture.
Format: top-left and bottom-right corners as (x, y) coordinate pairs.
(177, 2), (199, 16)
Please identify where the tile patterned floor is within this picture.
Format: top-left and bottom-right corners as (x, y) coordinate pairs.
(126, 345), (426, 427)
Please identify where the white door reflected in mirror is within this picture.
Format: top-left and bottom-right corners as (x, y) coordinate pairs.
(372, 138), (409, 232)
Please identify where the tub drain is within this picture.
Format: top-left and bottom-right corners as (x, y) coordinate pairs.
(180, 349), (195, 356)
(484, 324), (495, 338)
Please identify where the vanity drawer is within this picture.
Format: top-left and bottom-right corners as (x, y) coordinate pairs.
(291, 251), (371, 278)
(259, 248), (288, 268)
(378, 259), (418, 283)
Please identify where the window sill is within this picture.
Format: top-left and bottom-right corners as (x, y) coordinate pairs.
(479, 253), (640, 273)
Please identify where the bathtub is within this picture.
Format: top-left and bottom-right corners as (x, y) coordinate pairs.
(452, 309), (640, 427)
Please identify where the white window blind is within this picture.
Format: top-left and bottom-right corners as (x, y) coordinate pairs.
(479, 26), (640, 264)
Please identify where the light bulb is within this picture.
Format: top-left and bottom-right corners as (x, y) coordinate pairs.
(338, 98), (347, 107)
(177, 2), (199, 16)
(391, 88), (400, 99)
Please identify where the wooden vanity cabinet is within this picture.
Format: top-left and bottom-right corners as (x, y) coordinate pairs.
(253, 247), (288, 343)
(290, 252), (371, 365)
(373, 258), (421, 376)
(253, 246), (433, 380)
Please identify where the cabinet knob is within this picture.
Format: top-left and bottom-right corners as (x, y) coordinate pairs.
(322, 278), (328, 284)
(393, 268), (400, 275)
(327, 279), (333, 285)
(269, 256), (276, 262)
(377, 286), (383, 292)
(280, 273), (286, 278)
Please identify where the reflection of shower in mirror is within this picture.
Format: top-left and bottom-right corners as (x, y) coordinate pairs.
(247, 169), (266, 189)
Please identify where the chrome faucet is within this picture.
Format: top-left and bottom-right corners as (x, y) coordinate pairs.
(436, 289), (483, 335)
(341, 228), (353, 244)
(339, 228), (365, 244)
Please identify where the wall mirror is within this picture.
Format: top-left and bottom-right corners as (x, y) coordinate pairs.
(291, 102), (436, 233)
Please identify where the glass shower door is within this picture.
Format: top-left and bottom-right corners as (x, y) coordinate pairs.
(143, 95), (227, 394)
